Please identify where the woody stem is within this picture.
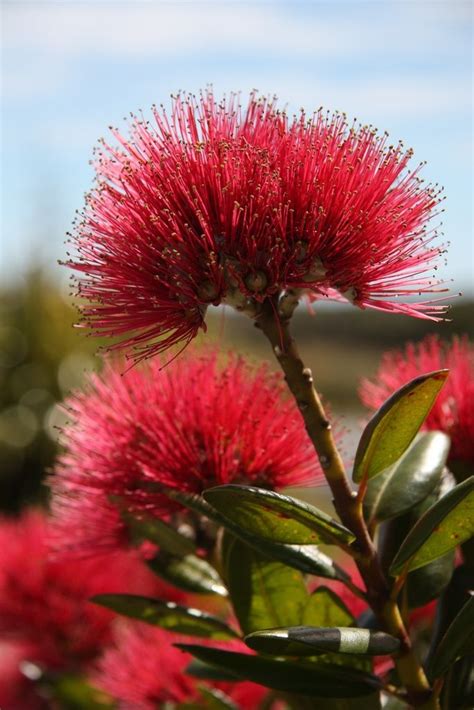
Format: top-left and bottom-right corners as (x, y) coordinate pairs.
(256, 297), (436, 707)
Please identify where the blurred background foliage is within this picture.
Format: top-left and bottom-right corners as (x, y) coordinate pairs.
(1, 267), (473, 514)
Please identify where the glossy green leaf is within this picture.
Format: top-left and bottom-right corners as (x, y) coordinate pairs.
(300, 587), (375, 674)
(426, 565), (473, 668)
(223, 534), (308, 634)
(302, 586), (354, 627)
(300, 587), (373, 673)
(120, 508), (196, 556)
(353, 370), (448, 483)
(428, 594), (474, 679)
(161, 486), (352, 575)
(245, 627), (400, 657)
(186, 660), (239, 682)
(377, 470), (456, 606)
(204, 485), (355, 546)
(363, 432), (450, 523)
(440, 656), (474, 710)
(148, 553), (227, 596)
(390, 477), (474, 575)
(91, 595), (238, 639)
(428, 568), (474, 707)
(406, 550), (455, 608)
(378, 469), (455, 573)
(243, 540), (349, 581)
(176, 644), (381, 698)
(160, 487), (228, 522)
(161, 486), (350, 583)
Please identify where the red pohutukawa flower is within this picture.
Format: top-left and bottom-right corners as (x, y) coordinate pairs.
(68, 90), (446, 359)
(93, 625), (196, 709)
(360, 335), (474, 468)
(51, 351), (322, 556)
(93, 624), (267, 710)
(0, 510), (183, 675)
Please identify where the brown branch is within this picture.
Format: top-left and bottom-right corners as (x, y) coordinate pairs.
(256, 297), (437, 707)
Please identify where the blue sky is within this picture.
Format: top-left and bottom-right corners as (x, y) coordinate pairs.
(2, 0), (473, 295)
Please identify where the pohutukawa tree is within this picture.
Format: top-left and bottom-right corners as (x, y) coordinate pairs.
(43, 90), (472, 708)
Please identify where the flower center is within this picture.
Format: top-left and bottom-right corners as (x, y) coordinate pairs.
(245, 271), (268, 293)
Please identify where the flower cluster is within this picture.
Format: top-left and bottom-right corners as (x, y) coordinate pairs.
(69, 90), (445, 359)
(0, 510), (184, 708)
(93, 624), (267, 710)
(94, 625), (196, 709)
(360, 335), (474, 468)
(51, 350), (322, 557)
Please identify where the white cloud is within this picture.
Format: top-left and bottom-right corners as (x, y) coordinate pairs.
(3, 1), (467, 60)
(3, 0), (470, 112)
(3, 3), (358, 58)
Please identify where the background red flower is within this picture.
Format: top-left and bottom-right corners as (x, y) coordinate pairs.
(360, 335), (474, 469)
(51, 350), (322, 557)
(93, 623), (268, 710)
(0, 510), (183, 680)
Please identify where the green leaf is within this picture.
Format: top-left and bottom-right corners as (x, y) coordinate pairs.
(203, 485), (355, 546)
(51, 677), (114, 709)
(377, 470), (456, 607)
(148, 553), (227, 596)
(197, 687), (239, 710)
(300, 587), (373, 673)
(364, 432), (450, 523)
(406, 550), (455, 608)
(428, 594), (474, 679)
(254, 541), (350, 581)
(440, 656), (474, 710)
(245, 627), (400, 657)
(353, 370), (448, 483)
(91, 595), (239, 639)
(176, 644), (381, 698)
(427, 567), (474, 708)
(121, 508), (196, 556)
(161, 486), (350, 581)
(426, 565), (473, 666)
(160, 486), (223, 520)
(390, 477), (474, 575)
(302, 586), (354, 627)
(223, 534), (308, 635)
(186, 659), (239, 682)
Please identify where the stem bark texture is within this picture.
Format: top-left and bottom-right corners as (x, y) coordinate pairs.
(257, 298), (437, 708)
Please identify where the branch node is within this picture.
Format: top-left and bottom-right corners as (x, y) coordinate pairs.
(319, 454), (331, 469)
